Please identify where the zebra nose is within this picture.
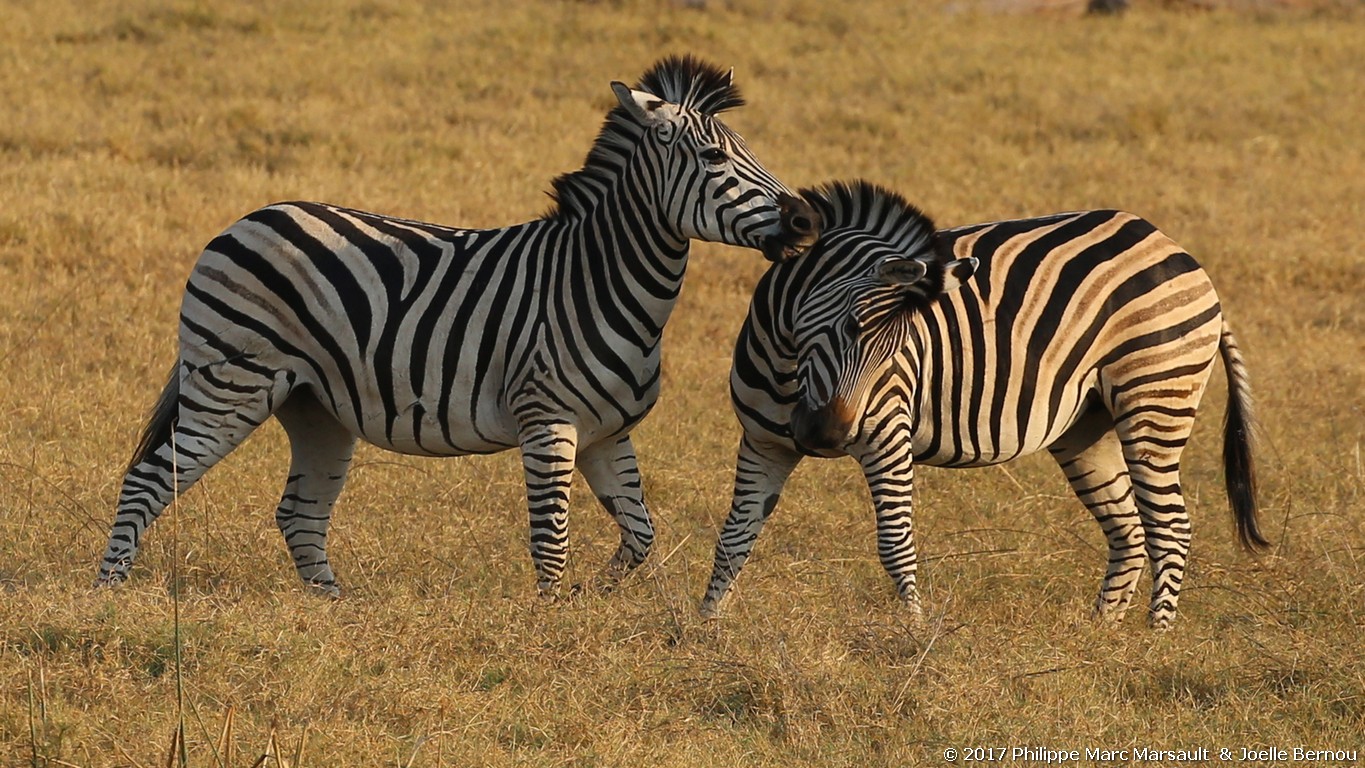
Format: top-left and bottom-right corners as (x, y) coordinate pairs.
(791, 398), (852, 454)
(763, 193), (821, 263)
(779, 193), (820, 239)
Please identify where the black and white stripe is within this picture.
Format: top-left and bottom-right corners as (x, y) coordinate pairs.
(96, 55), (817, 597)
(701, 180), (1265, 630)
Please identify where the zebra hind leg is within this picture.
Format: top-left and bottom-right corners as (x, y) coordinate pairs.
(97, 361), (278, 588)
(577, 435), (655, 592)
(272, 391), (358, 597)
(1049, 407), (1146, 623)
(1115, 405), (1200, 632)
(1107, 352), (1216, 631)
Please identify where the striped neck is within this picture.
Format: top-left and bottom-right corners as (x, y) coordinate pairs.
(557, 166), (691, 347)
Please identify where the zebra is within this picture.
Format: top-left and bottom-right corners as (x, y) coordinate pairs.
(95, 55), (819, 598)
(700, 180), (1266, 630)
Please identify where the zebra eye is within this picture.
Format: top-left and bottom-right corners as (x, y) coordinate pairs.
(700, 147), (728, 165)
(842, 314), (861, 337)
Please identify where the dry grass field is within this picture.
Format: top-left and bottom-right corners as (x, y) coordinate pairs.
(2, 0), (1363, 764)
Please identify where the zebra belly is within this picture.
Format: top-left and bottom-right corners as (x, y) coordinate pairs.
(347, 371), (656, 457)
(359, 413), (519, 457)
(910, 431), (1050, 469)
(235, 341), (522, 458)
(285, 338), (656, 458)
(908, 379), (1097, 469)
(337, 377), (521, 457)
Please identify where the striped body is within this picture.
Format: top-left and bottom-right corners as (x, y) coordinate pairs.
(703, 181), (1264, 629)
(914, 209), (1220, 466)
(96, 56), (818, 597)
(190, 204), (671, 457)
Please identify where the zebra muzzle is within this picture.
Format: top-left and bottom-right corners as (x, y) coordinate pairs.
(762, 193), (821, 263)
(791, 397), (855, 455)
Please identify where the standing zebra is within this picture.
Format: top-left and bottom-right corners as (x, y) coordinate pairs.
(96, 55), (819, 597)
(701, 180), (1266, 629)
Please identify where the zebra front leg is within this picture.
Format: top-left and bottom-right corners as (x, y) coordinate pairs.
(855, 424), (924, 624)
(699, 435), (801, 618)
(577, 435), (654, 591)
(518, 422), (580, 597)
(273, 392), (358, 597)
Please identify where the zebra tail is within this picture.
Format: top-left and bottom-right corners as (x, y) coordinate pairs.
(1219, 319), (1269, 552)
(127, 361), (180, 473)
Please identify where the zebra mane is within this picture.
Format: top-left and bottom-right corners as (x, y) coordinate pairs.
(799, 180), (941, 262)
(637, 53), (745, 115)
(543, 55), (745, 221)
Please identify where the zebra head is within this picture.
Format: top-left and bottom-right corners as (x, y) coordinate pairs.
(574, 55), (818, 261)
(785, 181), (977, 455)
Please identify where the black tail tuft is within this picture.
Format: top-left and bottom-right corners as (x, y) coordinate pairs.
(127, 362), (180, 473)
(1219, 322), (1269, 553)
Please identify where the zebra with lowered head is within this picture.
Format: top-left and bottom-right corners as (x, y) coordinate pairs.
(96, 55), (819, 597)
(701, 180), (1266, 630)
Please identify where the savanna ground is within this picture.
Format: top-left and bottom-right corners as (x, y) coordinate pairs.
(2, 0), (1363, 765)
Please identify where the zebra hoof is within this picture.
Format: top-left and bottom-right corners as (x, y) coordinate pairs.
(306, 581), (342, 600)
(536, 579), (568, 601)
(92, 574), (126, 590)
(900, 601), (926, 633)
(589, 566), (630, 594)
(533, 583), (583, 603)
(1091, 602), (1129, 624)
(1147, 616), (1175, 633)
(698, 598), (722, 620)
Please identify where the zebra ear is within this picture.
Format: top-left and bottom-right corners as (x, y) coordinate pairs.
(612, 81), (676, 127)
(940, 257), (979, 293)
(876, 256), (929, 287)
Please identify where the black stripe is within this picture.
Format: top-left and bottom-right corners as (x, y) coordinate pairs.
(1025, 216), (1157, 433)
(243, 206), (375, 354)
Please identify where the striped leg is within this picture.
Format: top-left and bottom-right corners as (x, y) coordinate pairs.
(699, 435), (801, 618)
(1112, 371), (1211, 630)
(1049, 408), (1145, 621)
(855, 421), (923, 622)
(272, 392), (357, 597)
(97, 362), (276, 586)
(577, 435), (654, 591)
(519, 422), (579, 596)
(1117, 418), (1198, 630)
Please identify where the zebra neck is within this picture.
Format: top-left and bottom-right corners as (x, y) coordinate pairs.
(559, 185), (692, 346)
(903, 319), (935, 412)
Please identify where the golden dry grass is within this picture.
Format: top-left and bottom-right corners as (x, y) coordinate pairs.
(2, 0), (1363, 764)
